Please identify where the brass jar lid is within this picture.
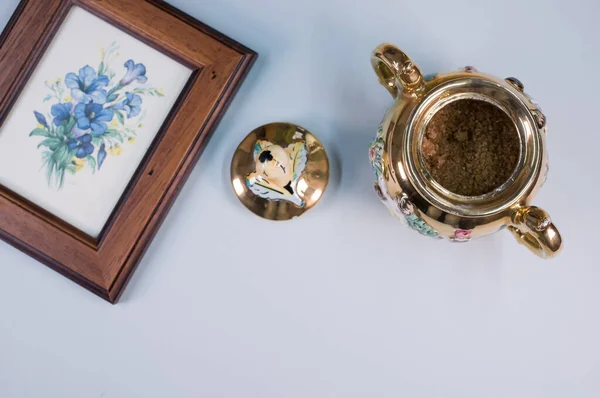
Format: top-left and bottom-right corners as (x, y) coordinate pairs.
(230, 122), (329, 220)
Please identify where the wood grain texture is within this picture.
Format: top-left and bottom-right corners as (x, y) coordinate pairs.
(0, 0), (256, 303)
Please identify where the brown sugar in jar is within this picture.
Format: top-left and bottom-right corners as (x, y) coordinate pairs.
(421, 99), (520, 196)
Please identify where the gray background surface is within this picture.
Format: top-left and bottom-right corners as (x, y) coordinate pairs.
(1, 0), (599, 397)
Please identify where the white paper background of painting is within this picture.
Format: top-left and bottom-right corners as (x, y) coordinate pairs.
(0, 6), (191, 237)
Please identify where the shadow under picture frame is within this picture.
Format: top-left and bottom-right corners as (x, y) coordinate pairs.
(0, 0), (256, 303)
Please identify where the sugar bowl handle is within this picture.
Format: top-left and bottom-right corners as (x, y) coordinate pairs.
(371, 43), (425, 98)
(508, 206), (563, 259)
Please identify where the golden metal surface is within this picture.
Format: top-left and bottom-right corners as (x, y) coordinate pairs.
(370, 43), (563, 258)
(231, 122), (329, 220)
(508, 206), (562, 259)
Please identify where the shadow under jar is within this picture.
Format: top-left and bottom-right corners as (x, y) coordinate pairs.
(368, 43), (562, 258)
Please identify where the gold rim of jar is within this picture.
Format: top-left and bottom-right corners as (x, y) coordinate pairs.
(402, 76), (543, 217)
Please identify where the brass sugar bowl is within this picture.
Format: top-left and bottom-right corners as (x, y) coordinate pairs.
(369, 43), (562, 258)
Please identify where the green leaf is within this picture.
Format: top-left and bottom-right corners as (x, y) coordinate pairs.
(56, 165), (66, 189)
(64, 115), (76, 136)
(37, 138), (62, 150)
(98, 61), (105, 76)
(91, 136), (104, 146)
(86, 155), (97, 173)
(45, 158), (55, 186)
(51, 145), (69, 164)
(104, 129), (124, 143)
(43, 95), (53, 102)
(115, 111), (125, 125)
(66, 164), (76, 174)
(30, 128), (50, 138)
(107, 84), (122, 97)
(55, 124), (66, 137)
(48, 123), (56, 136)
(41, 151), (53, 167)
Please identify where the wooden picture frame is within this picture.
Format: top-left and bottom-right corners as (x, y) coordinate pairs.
(0, 0), (256, 303)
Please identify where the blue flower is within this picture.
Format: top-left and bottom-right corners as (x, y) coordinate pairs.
(67, 134), (94, 159)
(98, 144), (107, 169)
(74, 103), (114, 135)
(50, 102), (73, 126)
(70, 126), (89, 139)
(120, 60), (147, 86)
(65, 66), (109, 104)
(112, 92), (142, 118)
(33, 111), (48, 127)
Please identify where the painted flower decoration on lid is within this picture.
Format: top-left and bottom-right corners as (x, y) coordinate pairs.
(246, 140), (308, 207)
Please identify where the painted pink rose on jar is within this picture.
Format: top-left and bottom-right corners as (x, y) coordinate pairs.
(452, 229), (472, 242)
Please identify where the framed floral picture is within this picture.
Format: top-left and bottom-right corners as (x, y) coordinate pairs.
(0, 0), (256, 302)
(0, 6), (192, 237)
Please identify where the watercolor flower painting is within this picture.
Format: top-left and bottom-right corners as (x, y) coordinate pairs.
(30, 42), (164, 189)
